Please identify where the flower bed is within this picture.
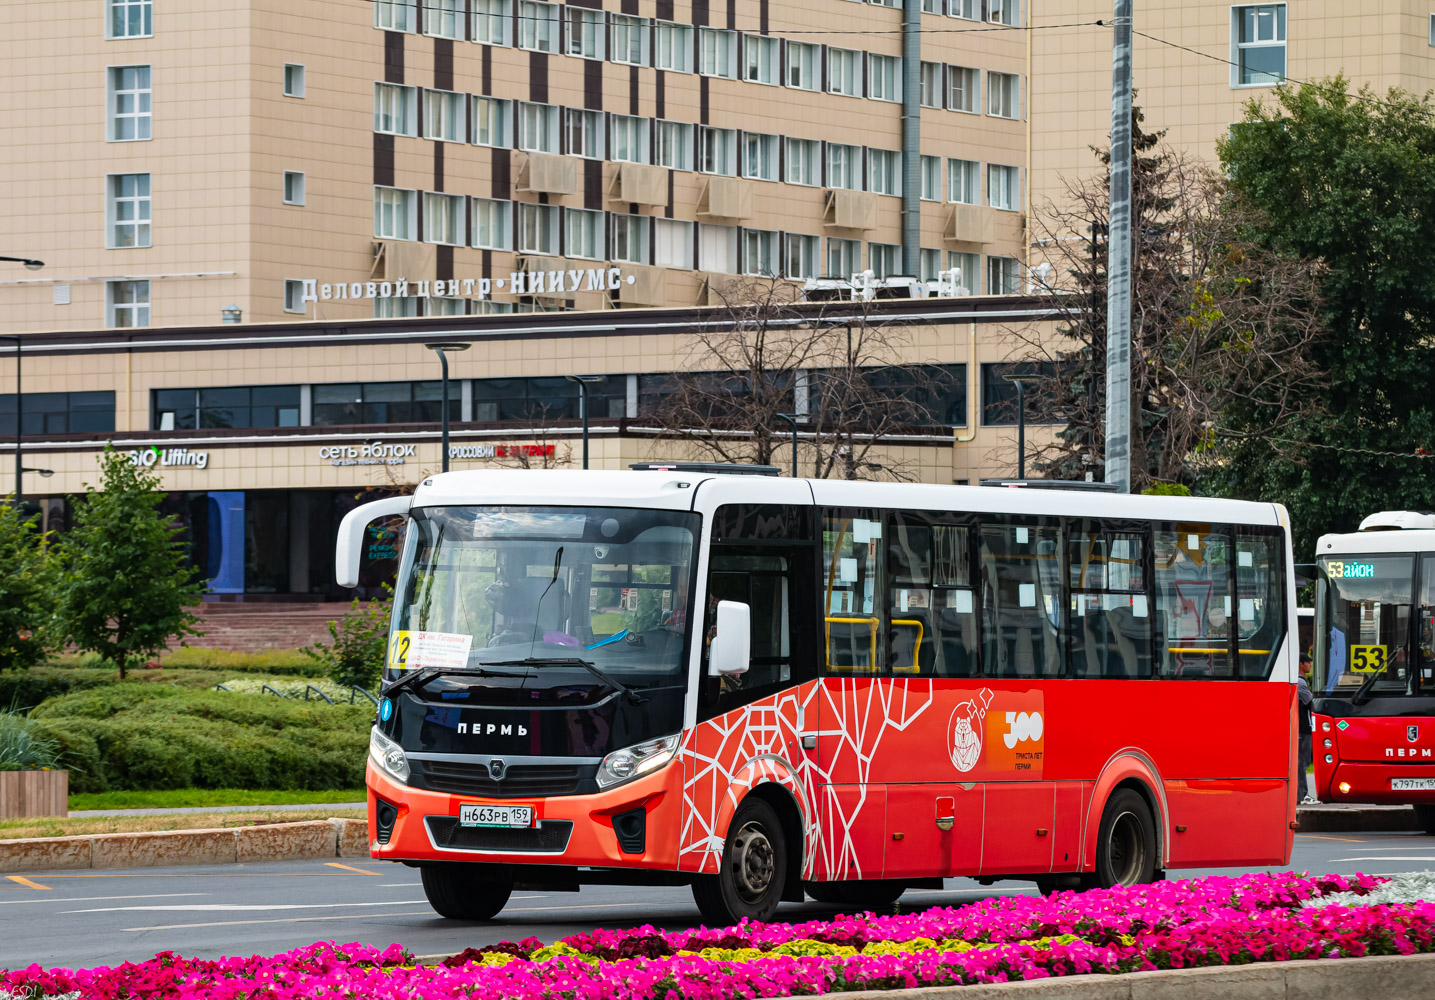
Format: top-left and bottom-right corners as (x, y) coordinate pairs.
(5, 872), (1433, 1000)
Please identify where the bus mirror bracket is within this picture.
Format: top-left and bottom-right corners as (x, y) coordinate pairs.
(708, 600), (751, 678)
(335, 495), (412, 589)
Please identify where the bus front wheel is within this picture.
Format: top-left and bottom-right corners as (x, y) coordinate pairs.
(693, 798), (788, 926)
(1094, 789), (1157, 888)
(419, 864), (513, 920)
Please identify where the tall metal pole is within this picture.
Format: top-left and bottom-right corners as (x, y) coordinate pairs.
(1104, 0), (1134, 494)
(899, 0), (921, 276)
(578, 380), (589, 470)
(438, 350), (451, 473)
(1015, 380), (1026, 481)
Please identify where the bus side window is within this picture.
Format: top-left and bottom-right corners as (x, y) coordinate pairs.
(979, 521), (1062, 677)
(822, 510), (885, 674)
(1153, 524), (1232, 679)
(887, 513), (977, 676)
(1420, 555), (1435, 687)
(1235, 529), (1285, 679)
(1067, 522), (1152, 678)
(699, 551), (796, 718)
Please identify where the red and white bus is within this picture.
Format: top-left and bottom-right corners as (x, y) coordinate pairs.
(338, 468), (1299, 925)
(1312, 511), (1435, 833)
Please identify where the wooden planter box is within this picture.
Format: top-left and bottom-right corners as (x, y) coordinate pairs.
(0, 770), (68, 819)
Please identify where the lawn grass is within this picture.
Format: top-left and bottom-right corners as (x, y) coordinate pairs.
(68, 788), (367, 811)
(0, 809), (368, 841)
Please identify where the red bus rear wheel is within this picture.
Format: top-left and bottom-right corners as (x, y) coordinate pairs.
(693, 798), (788, 926)
(1094, 789), (1157, 888)
(419, 864), (513, 920)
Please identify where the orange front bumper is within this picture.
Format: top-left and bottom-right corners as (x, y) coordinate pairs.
(366, 758), (684, 870)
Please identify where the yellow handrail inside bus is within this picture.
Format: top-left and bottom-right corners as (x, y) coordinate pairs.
(890, 618), (924, 673)
(825, 616), (879, 672)
(1167, 647), (1271, 655)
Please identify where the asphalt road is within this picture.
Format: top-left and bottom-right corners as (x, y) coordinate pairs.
(3, 830), (1432, 970)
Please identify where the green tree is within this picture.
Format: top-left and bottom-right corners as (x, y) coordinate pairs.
(1216, 79), (1435, 555)
(55, 449), (203, 679)
(0, 501), (59, 672)
(302, 586), (392, 692)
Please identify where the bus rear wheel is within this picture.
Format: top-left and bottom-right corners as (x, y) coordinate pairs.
(1415, 805), (1435, 836)
(419, 864), (513, 920)
(693, 798), (788, 926)
(1094, 789), (1157, 889)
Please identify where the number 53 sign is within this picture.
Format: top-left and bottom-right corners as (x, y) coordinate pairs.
(1350, 644), (1388, 673)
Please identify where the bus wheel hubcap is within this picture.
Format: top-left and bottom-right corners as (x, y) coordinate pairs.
(1108, 811), (1144, 885)
(731, 822), (775, 902)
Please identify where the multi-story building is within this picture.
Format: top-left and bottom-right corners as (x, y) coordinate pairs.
(3, 0), (1035, 329)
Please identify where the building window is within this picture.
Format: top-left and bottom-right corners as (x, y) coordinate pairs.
(787, 41), (820, 91)
(424, 0), (464, 38)
(988, 72), (1020, 119)
(868, 54), (901, 102)
(920, 155), (941, 201)
(947, 251), (979, 293)
(106, 279), (149, 328)
(107, 0), (152, 38)
(612, 214), (649, 264)
(868, 242), (900, 277)
(948, 0), (977, 17)
(612, 15), (649, 66)
(946, 65), (979, 113)
(1430, 13), (1435, 46)
(745, 35), (779, 85)
(922, 0), (940, 12)
(424, 192), (465, 246)
(374, 186), (417, 240)
(948, 159), (980, 204)
(698, 223), (738, 273)
(374, 83), (418, 136)
(107, 65), (151, 141)
(473, 376), (627, 422)
(700, 28), (737, 78)
(518, 102), (560, 153)
(284, 279), (306, 313)
(827, 143), (862, 191)
(828, 48), (860, 97)
(0, 391), (115, 436)
(988, 256), (1021, 295)
(654, 21), (693, 72)
(744, 132), (778, 181)
(518, 1), (558, 52)
(988, 0), (1019, 26)
(565, 7), (605, 59)
(473, 0), (512, 45)
(784, 233), (820, 280)
(564, 208), (604, 260)
(474, 97), (512, 147)
(375, 296), (420, 318)
(989, 164), (1019, 210)
(868, 149), (901, 197)
(786, 138), (821, 186)
(424, 89), (466, 142)
(657, 219), (695, 269)
(610, 115), (650, 163)
(827, 237), (860, 277)
(982, 362), (1061, 426)
(428, 297), (466, 316)
(920, 247), (942, 282)
(743, 228), (779, 276)
(312, 382), (458, 426)
(374, 0), (417, 32)
(473, 198), (512, 250)
(153, 386), (299, 431)
(519, 203), (559, 255)
(283, 171), (306, 206)
(919, 62), (942, 108)
(283, 63), (306, 98)
(655, 121), (694, 170)
(1233, 4), (1286, 86)
(107, 173), (151, 248)
(565, 108), (605, 159)
(700, 127), (738, 176)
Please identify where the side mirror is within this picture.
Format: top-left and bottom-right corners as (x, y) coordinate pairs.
(708, 600), (751, 678)
(335, 496), (412, 588)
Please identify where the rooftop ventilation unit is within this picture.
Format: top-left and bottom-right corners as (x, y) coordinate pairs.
(1358, 510), (1435, 531)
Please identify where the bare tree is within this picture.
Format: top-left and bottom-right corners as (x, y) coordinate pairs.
(1013, 110), (1327, 490)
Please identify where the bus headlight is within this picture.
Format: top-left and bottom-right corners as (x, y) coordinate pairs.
(1323, 739), (1332, 748)
(370, 727), (410, 784)
(597, 734), (681, 790)
(1325, 754), (1334, 764)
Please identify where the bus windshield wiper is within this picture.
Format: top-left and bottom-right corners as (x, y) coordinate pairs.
(381, 665), (503, 699)
(1350, 666), (1385, 707)
(484, 657), (649, 705)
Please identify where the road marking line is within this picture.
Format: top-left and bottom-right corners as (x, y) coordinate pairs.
(325, 863), (382, 875)
(0, 893), (205, 906)
(38, 873), (388, 879)
(1332, 856), (1435, 862)
(1295, 834), (1366, 843)
(126, 911), (439, 931)
(72, 900), (426, 914)
(5, 876), (50, 890)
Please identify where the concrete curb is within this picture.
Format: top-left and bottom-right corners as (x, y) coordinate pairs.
(0, 817), (371, 872)
(1296, 805), (1422, 833)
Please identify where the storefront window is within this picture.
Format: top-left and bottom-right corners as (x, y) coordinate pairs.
(0, 391), (115, 434)
(152, 385), (299, 430)
(311, 381), (460, 425)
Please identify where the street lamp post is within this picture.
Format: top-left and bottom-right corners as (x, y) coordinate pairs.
(0, 258), (42, 504)
(564, 375), (607, 470)
(1003, 373), (1043, 481)
(425, 342), (471, 472)
(775, 413), (800, 478)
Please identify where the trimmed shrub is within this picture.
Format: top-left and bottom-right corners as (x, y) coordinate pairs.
(161, 647), (327, 676)
(0, 668), (117, 711)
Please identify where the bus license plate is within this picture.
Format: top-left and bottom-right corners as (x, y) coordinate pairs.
(459, 804), (533, 828)
(1390, 778), (1435, 791)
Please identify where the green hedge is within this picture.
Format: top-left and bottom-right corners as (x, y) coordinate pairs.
(0, 669), (118, 711)
(30, 686), (371, 793)
(159, 647), (327, 676)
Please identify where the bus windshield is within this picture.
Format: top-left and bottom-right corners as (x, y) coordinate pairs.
(1315, 554), (1423, 698)
(393, 505), (700, 687)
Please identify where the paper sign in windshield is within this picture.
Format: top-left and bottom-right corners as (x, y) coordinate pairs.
(388, 630), (473, 671)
